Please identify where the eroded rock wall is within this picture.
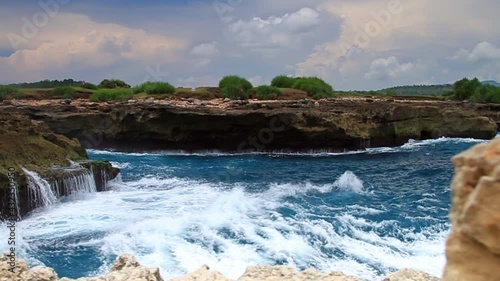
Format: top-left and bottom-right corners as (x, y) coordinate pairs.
(443, 138), (500, 280)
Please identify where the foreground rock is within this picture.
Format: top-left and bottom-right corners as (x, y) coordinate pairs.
(443, 137), (500, 280)
(2, 98), (497, 152)
(1, 253), (440, 281)
(383, 269), (440, 281)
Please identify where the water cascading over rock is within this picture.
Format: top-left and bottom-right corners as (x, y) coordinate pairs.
(23, 168), (58, 209)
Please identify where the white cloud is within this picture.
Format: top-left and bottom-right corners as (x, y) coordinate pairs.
(190, 41), (219, 57)
(0, 13), (187, 82)
(364, 56), (413, 80)
(295, 0), (500, 89)
(248, 75), (263, 86)
(228, 7), (319, 49)
(176, 75), (219, 87)
(451, 41), (500, 62)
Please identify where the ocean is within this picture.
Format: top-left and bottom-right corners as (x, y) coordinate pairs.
(1, 137), (492, 280)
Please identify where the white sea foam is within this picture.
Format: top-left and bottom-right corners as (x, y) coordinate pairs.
(88, 136), (486, 158)
(5, 172), (448, 281)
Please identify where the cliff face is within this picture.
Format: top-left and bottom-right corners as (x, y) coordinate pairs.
(4, 98), (497, 152)
(0, 112), (119, 220)
(443, 137), (500, 280)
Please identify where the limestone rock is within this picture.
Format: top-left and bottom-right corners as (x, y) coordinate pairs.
(0, 253), (28, 281)
(170, 265), (232, 281)
(23, 266), (58, 281)
(106, 254), (163, 281)
(238, 265), (361, 281)
(443, 138), (500, 281)
(110, 254), (140, 271)
(383, 269), (440, 281)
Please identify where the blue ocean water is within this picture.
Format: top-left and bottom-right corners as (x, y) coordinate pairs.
(1, 137), (492, 280)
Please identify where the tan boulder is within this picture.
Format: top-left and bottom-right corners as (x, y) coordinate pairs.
(105, 254), (163, 281)
(237, 265), (361, 281)
(443, 138), (500, 281)
(383, 269), (440, 281)
(23, 266), (59, 281)
(0, 253), (28, 281)
(170, 265), (232, 281)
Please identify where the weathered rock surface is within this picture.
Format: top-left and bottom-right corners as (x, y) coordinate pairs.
(0, 112), (119, 220)
(237, 265), (361, 281)
(1, 253), (443, 281)
(170, 265), (231, 281)
(443, 137), (500, 281)
(383, 269), (440, 281)
(2, 98), (496, 153)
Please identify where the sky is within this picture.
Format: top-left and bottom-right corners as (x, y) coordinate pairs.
(0, 0), (499, 90)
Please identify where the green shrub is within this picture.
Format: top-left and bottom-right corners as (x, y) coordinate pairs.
(98, 79), (130, 89)
(133, 81), (175, 95)
(82, 82), (98, 90)
(255, 85), (281, 99)
(222, 84), (249, 99)
(89, 89), (133, 102)
(291, 77), (334, 99)
(271, 75), (297, 88)
(52, 86), (77, 99)
(451, 78), (481, 100)
(470, 84), (500, 104)
(0, 86), (20, 100)
(218, 75), (253, 99)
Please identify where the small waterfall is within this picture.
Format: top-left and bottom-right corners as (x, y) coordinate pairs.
(22, 168), (58, 208)
(12, 185), (22, 221)
(52, 170), (98, 196)
(90, 165), (110, 191)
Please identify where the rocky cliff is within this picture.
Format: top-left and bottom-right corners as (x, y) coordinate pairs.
(2, 98), (497, 153)
(0, 112), (119, 220)
(443, 137), (500, 280)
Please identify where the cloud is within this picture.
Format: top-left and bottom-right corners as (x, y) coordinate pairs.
(451, 41), (500, 62)
(176, 75), (219, 87)
(248, 75), (263, 86)
(228, 7), (319, 49)
(0, 12), (187, 83)
(190, 41), (219, 57)
(295, 0), (500, 89)
(364, 56), (413, 80)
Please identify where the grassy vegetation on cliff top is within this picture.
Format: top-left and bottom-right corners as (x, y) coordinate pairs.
(2, 76), (499, 102)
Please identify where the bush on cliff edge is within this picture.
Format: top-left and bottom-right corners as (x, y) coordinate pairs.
(132, 81), (176, 95)
(52, 86), (77, 99)
(0, 86), (20, 100)
(291, 77), (334, 99)
(255, 85), (282, 99)
(271, 75), (298, 88)
(219, 75), (253, 99)
(98, 79), (130, 89)
(89, 89), (133, 102)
